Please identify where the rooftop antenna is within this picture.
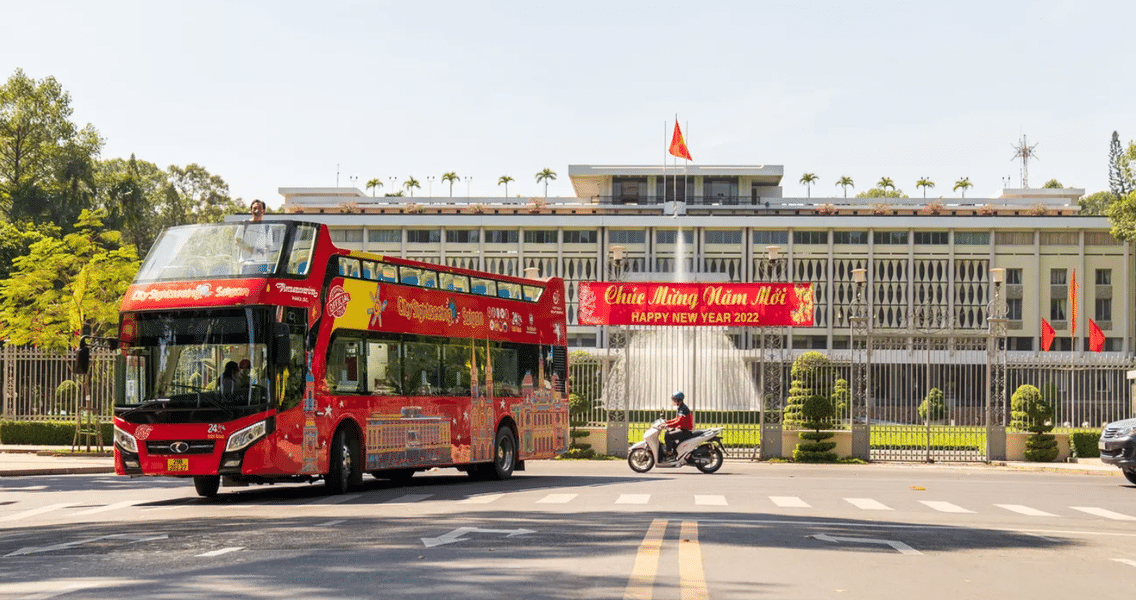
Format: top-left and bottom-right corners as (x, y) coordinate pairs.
(1011, 135), (1039, 188)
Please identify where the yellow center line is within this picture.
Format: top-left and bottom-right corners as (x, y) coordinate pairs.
(624, 519), (667, 600)
(679, 521), (709, 600)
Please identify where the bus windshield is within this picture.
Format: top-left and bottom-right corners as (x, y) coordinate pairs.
(134, 222), (291, 282)
(117, 308), (275, 416)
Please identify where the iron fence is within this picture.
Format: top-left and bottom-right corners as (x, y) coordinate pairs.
(1, 346), (116, 423)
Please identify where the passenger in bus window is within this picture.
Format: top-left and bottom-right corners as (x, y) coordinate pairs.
(219, 361), (239, 395)
(236, 359), (251, 388)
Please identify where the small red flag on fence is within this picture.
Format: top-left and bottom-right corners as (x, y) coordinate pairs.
(1040, 318), (1055, 352)
(1089, 319), (1105, 352)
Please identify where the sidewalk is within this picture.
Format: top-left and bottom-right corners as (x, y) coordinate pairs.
(0, 444), (1124, 477)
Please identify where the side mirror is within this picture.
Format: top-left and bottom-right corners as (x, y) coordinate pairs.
(273, 323), (291, 368)
(75, 339), (90, 375)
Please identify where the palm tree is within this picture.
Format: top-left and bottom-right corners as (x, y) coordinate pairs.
(799, 173), (818, 198)
(535, 168), (557, 199)
(836, 176), (854, 198)
(366, 178), (382, 197)
(403, 177), (420, 197)
(916, 177), (935, 199)
(498, 175), (514, 197)
(877, 177), (896, 192)
(441, 172), (459, 197)
(953, 177), (973, 198)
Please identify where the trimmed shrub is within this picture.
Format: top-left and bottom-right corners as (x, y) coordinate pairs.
(0, 420), (113, 446)
(831, 378), (849, 426)
(1011, 384), (1057, 462)
(792, 394), (837, 463)
(1069, 430), (1101, 459)
(784, 351), (832, 430)
(918, 387), (947, 422)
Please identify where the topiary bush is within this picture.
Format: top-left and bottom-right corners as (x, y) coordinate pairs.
(918, 387), (947, 423)
(1011, 384), (1058, 462)
(830, 378), (849, 427)
(784, 351), (831, 430)
(792, 394), (838, 462)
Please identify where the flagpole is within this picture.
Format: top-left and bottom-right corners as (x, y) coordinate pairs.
(684, 119), (689, 211)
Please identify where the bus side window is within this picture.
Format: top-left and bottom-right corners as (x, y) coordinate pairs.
(327, 337), (362, 394)
(366, 340), (401, 396)
(421, 270), (438, 288)
(441, 273), (469, 292)
(380, 264), (398, 282)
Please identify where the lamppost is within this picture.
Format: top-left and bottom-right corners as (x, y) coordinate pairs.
(850, 267), (870, 460)
(756, 245), (787, 460)
(427, 176), (435, 197)
(607, 245), (629, 458)
(389, 177), (397, 197)
(348, 175), (358, 190)
(466, 176), (473, 199)
(986, 267), (1008, 461)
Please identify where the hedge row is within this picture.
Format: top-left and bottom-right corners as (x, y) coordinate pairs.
(1069, 430), (1102, 459)
(0, 421), (114, 445)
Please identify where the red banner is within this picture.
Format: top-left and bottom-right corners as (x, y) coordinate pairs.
(577, 282), (814, 327)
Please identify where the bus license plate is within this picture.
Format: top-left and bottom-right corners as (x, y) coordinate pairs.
(167, 458), (189, 472)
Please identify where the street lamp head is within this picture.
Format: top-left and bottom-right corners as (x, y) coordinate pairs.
(990, 268), (1005, 285)
(766, 245), (781, 261)
(610, 245), (626, 262)
(852, 268), (866, 284)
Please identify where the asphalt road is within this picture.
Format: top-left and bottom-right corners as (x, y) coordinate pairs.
(1, 460), (1134, 599)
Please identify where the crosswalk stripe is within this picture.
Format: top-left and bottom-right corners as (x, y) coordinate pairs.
(1113, 559), (1136, 568)
(996, 504), (1057, 517)
(617, 494), (651, 505)
(920, 500), (974, 514)
(694, 495), (727, 506)
(770, 496), (810, 508)
(196, 547), (244, 557)
(72, 500), (147, 516)
(0, 502), (78, 522)
(461, 494), (504, 504)
(1072, 507), (1136, 521)
(384, 494), (434, 504)
(844, 498), (891, 511)
(536, 493), (578, 504)
(306, 493), (364, 505)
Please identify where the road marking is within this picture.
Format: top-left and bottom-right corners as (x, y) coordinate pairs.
(1113, 558), (1136, 568)
(315, 519), (345, 527)
(385, 494), (434, 504)
(0, 503), (78, 522)
(695, 495), (727, 506)
(845, 498), (892, 511)
(196, 547), (244, 557)
(624, 519), (666, 600)
(1072, 507), (1136, 521)
(811, 533), (921, 555)
(306, 493), (364, 505)
(679, 521), (710, 600)
(536, 493), (577, 504)
(72, 500), (147, 516)
(920, 501), (974, 514)
(421, 527), (534, 548)
(617, 494), (651, 505)
(770, 496), (810, 508)
(0, 578), (117, 599)
(6, 534), (167, 557)
(996, 504), (1057, 517)
(461, 494), (504, 504)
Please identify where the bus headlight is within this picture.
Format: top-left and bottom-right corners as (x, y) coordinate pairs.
(225, 420), (268, 452)
(114, 426), (138, 453)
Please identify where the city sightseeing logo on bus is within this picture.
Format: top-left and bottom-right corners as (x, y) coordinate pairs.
(327, 285), (351, 319)
(130, 283), (250, 303)
(396, 296), (459, 326)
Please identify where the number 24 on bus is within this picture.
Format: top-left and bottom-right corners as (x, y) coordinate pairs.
(77, 219), (570, 497)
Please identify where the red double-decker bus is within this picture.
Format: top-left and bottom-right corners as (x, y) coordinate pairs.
(104, 219), (569, 497)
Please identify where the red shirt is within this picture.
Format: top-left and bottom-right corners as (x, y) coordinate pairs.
(665, 402), (693, 431)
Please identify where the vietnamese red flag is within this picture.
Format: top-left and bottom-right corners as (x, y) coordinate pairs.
(1089, 319), (1105, 352)
(669, 121), (692, 161)
(1040, 318), (1055, 352)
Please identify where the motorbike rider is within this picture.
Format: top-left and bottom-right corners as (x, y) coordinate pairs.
(663, 391), (694, 459)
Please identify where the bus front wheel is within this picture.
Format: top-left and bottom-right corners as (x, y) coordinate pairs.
(326, 428), (360, 494)
(193, 475), (220, 498)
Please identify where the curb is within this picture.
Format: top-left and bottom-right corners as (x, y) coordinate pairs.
(0, 467), (115, 477)
(990, 461), (1121, 476)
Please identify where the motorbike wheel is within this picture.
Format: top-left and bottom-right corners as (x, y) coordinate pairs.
(628, 447), (655, 473)
(695, 445), (724, 474)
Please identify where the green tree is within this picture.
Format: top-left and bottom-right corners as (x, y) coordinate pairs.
(830, 378), (849, 424)
(1042, 179), (1063, 189)
(918, 387), (947, 422)
(441, 172), (459, 197)
(366, 178), (382, 197)
(1010, 384), (1057, 462)
(799, 173), (818, 198)
(403, 177), (420, 197)
(0, 209), (139, 353)
(1079, 190), (1113, 216)
(536, 168), (557, 198)
(1108, 131), (1133, 201)
(856, 187), (907, 199)
(916, 177), (935, 198)
(95, 154), (165, 257)
(877, 177), (895, 192)
(953, 177), (973, 198)
(0, 221), (60, 281)
(162, 163), (241, 225)
(498, 175), (514, 196)
(835, 176), (854, 198)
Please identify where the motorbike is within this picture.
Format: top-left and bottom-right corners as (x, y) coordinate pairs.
(627, 418), (725, 473)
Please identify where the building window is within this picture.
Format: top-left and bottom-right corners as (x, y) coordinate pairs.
(1040, 232), (1078, 246)
(753, 231), (789, 245)
(873, 231), (908, 245)
(563, 230), (597, 244)
(612, 176), (649, 204)
(995, 231), (1034, 245)
(701, 177), (739, 204)
(330, 229), (364, 244)
(1050, 298), (1066, 321)
(913, 231), (948, 245)
(657, 230), (694, 244)
(833, 231), (868, 244)
(1006, 298), (1022, 320)
(656, 178), (693, 203)
(1007, 337), (1033, 351)
(1096, 269), (1112, 285)
(1096, 298), (1112, 321)
(704, 230), (742, 244)
(485, 229), (518, 244)
(793, 231), (828, 245)
(609, 230), (646, 244)
(955, 232), (990, 245)
(524, 230), (557, 244)
(1005, 268), (1022, 285)
(445, 230), (480, 244)
(367, 229), (400, 243)
(407, 230), (440, 243)
(1050, 269), (1066, 285)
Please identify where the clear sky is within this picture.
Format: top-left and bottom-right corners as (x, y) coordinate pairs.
(4, 0), (1133, 208)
